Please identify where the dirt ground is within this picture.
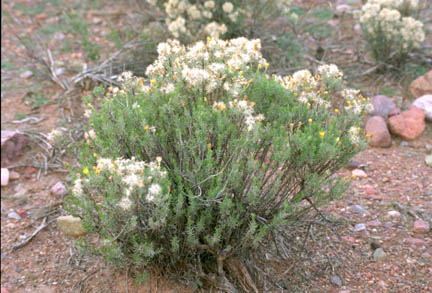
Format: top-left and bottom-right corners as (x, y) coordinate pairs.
(1, 0), (431, 292)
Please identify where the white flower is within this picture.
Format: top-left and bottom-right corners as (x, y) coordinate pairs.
(119, 197), (132, 210)
(147, 183), (162, 201)
(223, 2), (234, 13)
(204, 1), (215, 9)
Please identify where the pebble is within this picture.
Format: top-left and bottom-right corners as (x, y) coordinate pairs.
(349, 205), (367, 215)
(400, 141), (409, 147)
(404, 237), (426, 246)
(8, 211), (21, 220)
(387, 210), (401, 218)
(9, 171), (20, 180)
(15, 268), (22, 273)
(20, 70), (33, 79)
(50, 181), (67, 197)
(55, 68), (66, 76)
(413, 220), (430, 234)
(373, 248), (386, 260)
(352, 169), (367, 178)
(354, 223), (366, 232)
(425, 155), (432, 167)
(331, 275), (342, 287)
(367, 220), (382, 227)
(1, 168), (9, 186)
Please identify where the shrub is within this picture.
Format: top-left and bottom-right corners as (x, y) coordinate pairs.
(356, 0), (425, 66)
(67, 37), (372, 290)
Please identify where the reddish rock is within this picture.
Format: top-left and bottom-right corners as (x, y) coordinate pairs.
(410, 71), (432, 98)
(405, 237), (426, 246)
(1, 131), (28, 166)
(51, 181), (67, 197)
(366, 193), (384, 200)
(16, 209), (27, 219)
(367, 220), (382, 227)
(364, 185), (377, 195)
(365, 116), (392, 148)
(388, 106), (426, 140)
(413, 220), (430, 234)
(24, 167), (37, 176)
(370, 95), (396, 119)
(412, 94), (432, 121)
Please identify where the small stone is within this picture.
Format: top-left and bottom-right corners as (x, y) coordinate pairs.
(425, 155), (432, 167)
(400, 141), (409, 147)
(354, 223), (366, 232)
(55, 68), (66, 76)
(16, 268), (22, 273)
(346, 160), (365, 170)
(352, 169), (368, 178)
(349, 205), (367, 215)
(56, 215), (87, 236)
(20, 71), (33, 79)
(388, 106), (426, 140)
(367, 220), (382, 227)
(405, 237), (426, 246)
(55, 33), (65, 40)
(8, 211), (21, 220)
(364, 185), (377, 195)
(410, 71), (432, 98)
(1, 130), (28, 165)
(1, 168), (9, 186)
(378, 280), (388, 289)
(373, 248), (386, 260)
(365, 116), (391, 148)
(412, 95), (432, 121)
(387, 211), (401, 218)
(336, 4), (351, 12)
(331, 275), (342, 287)
(24, 166), (37, 176)
(425, 144), (432, 152)
(9, 171), (20, 180)
(413, 220), (430, 234)
(50, 181), (67, 197)
(16, 209), (27, 219)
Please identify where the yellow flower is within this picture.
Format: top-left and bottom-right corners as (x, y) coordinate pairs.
(319, 131), (326, 137)
(207, 143), (212, 149)
(150, 79), (157, 86)
(93, 167), (101, 175)
(298, 121), (302, 127)
(83, 168), (89, 175)
(335, 108), (339, 114)
(265, 63), (269, 69)
(351, 174), (356, 179)
(144, 125), (149, 131)
(258, 64), (262, 70)
(308, 118), (312, 124)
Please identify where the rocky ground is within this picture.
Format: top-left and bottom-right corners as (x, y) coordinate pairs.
(1, 0), (431, 292)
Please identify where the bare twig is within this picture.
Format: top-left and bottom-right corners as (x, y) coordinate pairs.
(9, 217), (48, 253)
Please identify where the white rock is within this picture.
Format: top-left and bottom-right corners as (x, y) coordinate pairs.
(352, 169), (368, 178)
(57, 215), (87, 236)
(387, 210), (401, 217)
(50, 181), (67, 197)
(20, 71), (33, 79)
(1, 168), (10, 186)
(413, 95), (432, 121)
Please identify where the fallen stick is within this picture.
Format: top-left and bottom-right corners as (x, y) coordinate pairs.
(9, 217), (48, 253)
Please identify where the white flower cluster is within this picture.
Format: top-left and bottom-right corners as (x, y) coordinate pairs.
(146, 38), (266, 98)
(147, 0), (240, 40)
(317, 64), (344, 81)
(348, 126), (361, 145)
(213, 99), (264, 131)
(342, 89), (374, 115)
(273, 65), (373, 115)
(358, 0), (424, 52)
(72, 157), (166, 210)
(227, 99), (264, 131)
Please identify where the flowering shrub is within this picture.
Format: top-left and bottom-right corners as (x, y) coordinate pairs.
(357, 0), (425, 65)
(144, 0), (296, 43)
(68, 38), (371, 290)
